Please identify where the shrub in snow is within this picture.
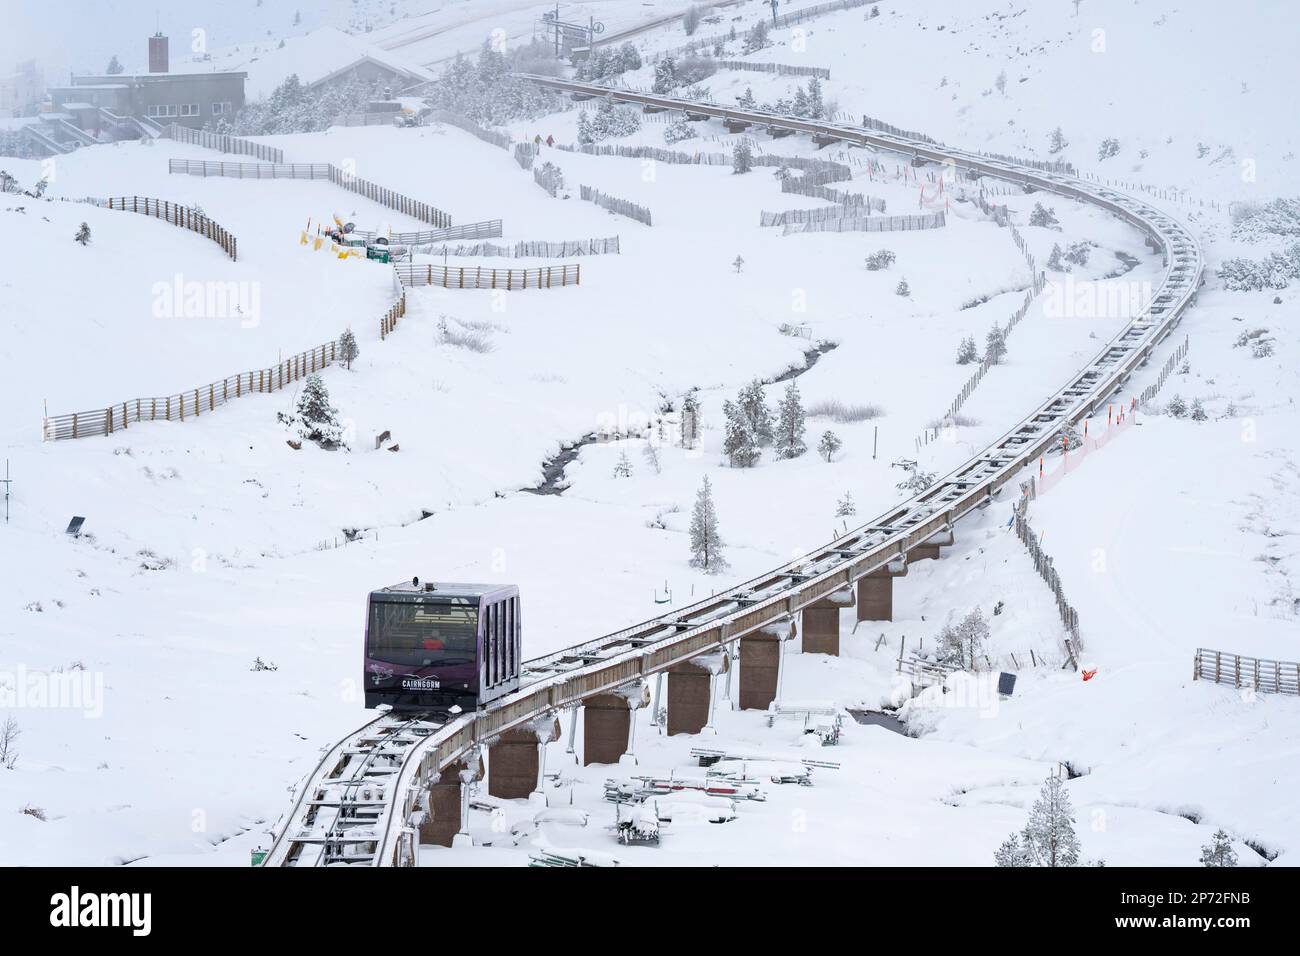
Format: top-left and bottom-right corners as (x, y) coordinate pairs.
(1166, 393), (1188, 418)
(732, 254), (744, 273)
(732, 140), (753, 175)
(1056, 421), (1084, 452)
(937, 607), (989, 669)
(1190, 398), (1208, 421)
(1048, 126), (1068, 154)
(676, 55), (718, 88)
(806, 77), (825, 119)
(985, 324), (1008, 365)
(835, 492), (856, 518)
(817, 430), (842, 462)
(74, 222), (91, 245)
(664, 119), (697, 144)
(642, 441), (661, 475)
(736, 87), (757, 110)
(689, 475), (728, 572)
(722, 400), (760, 467)
(1217, 245), (1300, 291)
(995, 69), (1007, 95)
(680, 391), (701, 448)
(775, 381), (807, 460)
(1029, 202), (1059, 229)
(578, 44), (641, 81)
(1252, 337), (1275, 358)
(737, 380), (774, 446)
(419, 42), (563, 127)
(1097, 137), (1120, 161)
(1231, 196), (1300, 242)
(892, 457), (935, 494)
(865, 248), (896, 271)
(895, 278), (910, 296)
(278, 373), (346, 449)
(1064, 240), (1091, 266)
(653, 57), (677, 94)
(742, 19), (770, 54)
(337, 328), (359, 370)
(20, 803), (46, 820)
(0, 715), (19, 769)
(995, 773), (1087, 867)
(1200, 829), (1238, 867)
(577, 99), (642, 144)
(250, 657), (278, 672)
(956, 335), (979, 365)
(612, 450), (633, 478)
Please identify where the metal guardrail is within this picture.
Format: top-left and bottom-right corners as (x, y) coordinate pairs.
(263, 76), (1204, 867)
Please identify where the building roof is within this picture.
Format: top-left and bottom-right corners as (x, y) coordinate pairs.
(189, 27), (434, 99)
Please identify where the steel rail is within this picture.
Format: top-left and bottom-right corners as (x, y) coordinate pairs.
(266, 78), (1203, 866)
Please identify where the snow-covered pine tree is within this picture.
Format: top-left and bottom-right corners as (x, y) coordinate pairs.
(807, 76), (825, 118)
(680, 390), (701, 448)
(74, 222), (91, 245)
(337, 328), (359, 370)
(736, 87), (757, 109)
(732, 139), (753, 174)
(278, 373), (346, 448)
(1199, 829), (1238, 867)
(732, 254), (745, 273)
(653, 57), (677, 94)
(688, 475), (728, 572)
(664, 119), (697, 144)
(613, 450), (633, 477)
(895, 277), (910, 296)
(1064, 240), (1091, 266)
(737, 380), (774, 446)
(1020, 773), (1081, 867)
(792, 86), (811, 117)
(106, 55), (124, 75)
(683, 4), (701, 35)
(722, 400), (760, 467)
(1048, 126), (1068, 154)
(1047, 243), (1067, 272)
(817, 430), (842, 462)
(956, 335), (979, 365)
(1029, 202), (1059, 228)
(835, 491), (856, 517)
(1166, 393), (1188, 418)
(775, 380), (807, 459)
(865, 248), (896, 271)
(985, 324), (1008, 365)
(642, 440), (661, 474)
(1190, 397), (1208, 421)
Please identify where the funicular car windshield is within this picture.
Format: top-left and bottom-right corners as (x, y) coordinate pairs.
(368, 600), (478, 667)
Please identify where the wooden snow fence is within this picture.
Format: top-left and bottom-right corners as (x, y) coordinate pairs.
(100, 196), (237, 260)
(782, 211), (946, 235)
(1194, 649), (1300, 696)
(162, 123), (284, 162)
(717, 60), (830, 79)
(395, 263), (580, 290)
(168, 159), (451, 228)
(1013, 509), (1082, 667)
(579, 185), (652, 226)
(42, 294), (406, 441)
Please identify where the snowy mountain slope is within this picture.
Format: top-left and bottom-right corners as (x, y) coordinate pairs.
(1, 0), (1297, 868)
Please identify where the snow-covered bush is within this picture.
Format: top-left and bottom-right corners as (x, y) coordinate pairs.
(1048, 126), (1068, 154)
(892, 457), (935, 494)
(1166, 393), (1188, 418)
(1252, 338), (1275, 358)
(895, 278), (910, 296)
(612, 450), (633, 477)
(680, 391), (701, 448)
(1230, 197), (1300, 242)
(732, 140), (753, 174)
(742, 20), (770, 53)
(995, 773), (1092, 867)
(737, 380), (773, 446)
(577, 99), (642, 143)
(1097, 137), (1120, 161)
(1199, 829), (1238, 867)
(1047, 243), (1066, 272)
(577, 43), (641, 81)
(1029, 202), (1059, 229)
(723, 400), (760, 467)
(1064, 241), (1091, 266)
(865, 248), (896, 271)
(664, 119), (697, 144)
(74, 222), (91, 246)
(937, 607), (989, 669)
(1217, 243), (1300, 290)
(817, 430), (842, 462)
(420, 42), (563, 127)
(835, 492), (856, 517)
(1190, 398), (1208, 421)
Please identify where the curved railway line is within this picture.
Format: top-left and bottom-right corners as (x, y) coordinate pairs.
(262, 78), (1204, 867)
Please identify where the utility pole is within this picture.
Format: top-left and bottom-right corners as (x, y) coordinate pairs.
(2, 459), (11, 524)
(769, 0), (780, 26)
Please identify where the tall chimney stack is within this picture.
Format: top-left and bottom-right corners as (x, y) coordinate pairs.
(148, 33), (169, 73)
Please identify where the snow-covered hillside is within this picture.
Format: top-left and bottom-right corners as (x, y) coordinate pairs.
(0, 0), (1296, 869)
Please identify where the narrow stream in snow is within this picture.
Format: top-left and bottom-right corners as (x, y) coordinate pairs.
(521, 340), (841, 495)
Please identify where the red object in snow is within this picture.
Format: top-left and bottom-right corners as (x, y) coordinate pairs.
(1081, 668), (1098, 681)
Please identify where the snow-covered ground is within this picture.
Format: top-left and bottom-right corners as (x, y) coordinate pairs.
(1, 0), (1296, 868)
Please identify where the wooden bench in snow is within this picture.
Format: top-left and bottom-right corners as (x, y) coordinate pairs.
(766, 701), (845, 745)
(897, 653), (961, 691)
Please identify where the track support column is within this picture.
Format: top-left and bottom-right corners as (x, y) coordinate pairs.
(738, 617), (797, 711)
(802, 587), (854, 656)
(488, 714), (561, 801)
(581, 682), (650, 766)
(857, 557), (908, 623)
(667, 651), (728, 735)
(418, 751), (483, 849)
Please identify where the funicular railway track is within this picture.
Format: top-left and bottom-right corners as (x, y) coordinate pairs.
(262, 78), (1204, 867)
